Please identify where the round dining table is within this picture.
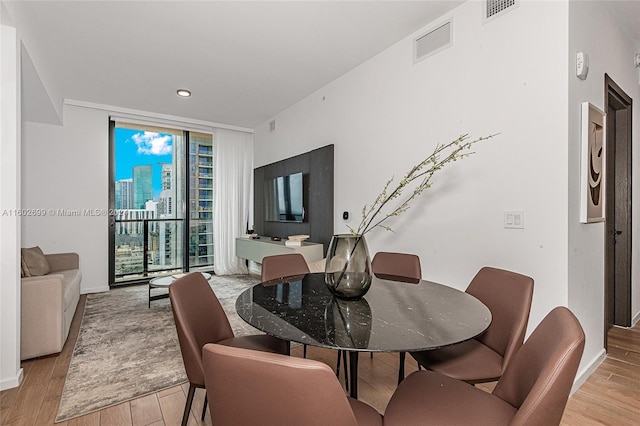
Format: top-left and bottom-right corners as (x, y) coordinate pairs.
(236, 272), (491, 398)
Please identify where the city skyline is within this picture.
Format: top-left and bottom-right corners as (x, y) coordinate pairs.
(113, 127), (214, 279)
(115, 127), (173, 200)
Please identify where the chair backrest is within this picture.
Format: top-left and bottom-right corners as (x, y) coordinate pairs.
(465, 267), (534, 371)
(169, 273), (234, 386)
(202, 343), (360, 426)
(492, 307), (585, 425)
(261, 253), (310, 283)
(371, 252), (422, 282)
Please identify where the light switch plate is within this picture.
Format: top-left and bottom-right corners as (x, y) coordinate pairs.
(504, 210), (525, 229)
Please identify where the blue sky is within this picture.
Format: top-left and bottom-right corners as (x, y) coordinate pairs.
(115, 128), (173, 198)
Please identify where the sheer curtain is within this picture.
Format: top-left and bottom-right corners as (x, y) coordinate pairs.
(212, 128), (253, 275)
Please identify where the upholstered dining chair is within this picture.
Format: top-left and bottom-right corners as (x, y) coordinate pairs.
(371, 251), (422, 284)
(337, 251), (422, 386)
(261, 253), (311, 358)
(202, 343), (383, 426)
(410, 266), (534, 384)
(169, 273), (289, 426)
(384, 306), (585, 426)
(261, 253), (310, 284)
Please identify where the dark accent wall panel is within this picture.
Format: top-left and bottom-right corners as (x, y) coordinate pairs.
(254, 145), (334, 252)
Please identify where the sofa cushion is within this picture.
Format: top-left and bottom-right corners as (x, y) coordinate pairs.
(21, 246), (51, 277)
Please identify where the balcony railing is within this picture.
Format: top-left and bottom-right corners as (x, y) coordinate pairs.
(189, 218), (214, 267)
(114, 218), (184, 281)
(115, 217), (215, 282)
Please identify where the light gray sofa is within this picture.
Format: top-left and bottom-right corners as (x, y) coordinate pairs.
(21, 252), (82, 360)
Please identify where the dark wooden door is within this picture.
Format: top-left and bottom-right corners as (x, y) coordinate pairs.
(604, 75), (633, 349)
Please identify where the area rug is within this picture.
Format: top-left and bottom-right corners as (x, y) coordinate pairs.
(55, 274), (260, 422)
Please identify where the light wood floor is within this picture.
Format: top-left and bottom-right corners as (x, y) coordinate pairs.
(1, 295), (639, 425)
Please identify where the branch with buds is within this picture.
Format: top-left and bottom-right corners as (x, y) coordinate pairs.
(348, 133), (496, 238)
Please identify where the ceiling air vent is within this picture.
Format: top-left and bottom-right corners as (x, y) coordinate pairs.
(413, 19), (453, 64)
(484, 0), (519, 23)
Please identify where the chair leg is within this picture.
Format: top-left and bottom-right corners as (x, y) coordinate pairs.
(182, 383), (196, 426)
(398, 352), (406, 384)
(201, 394), (208, 421)
(303, 344), (307, 358)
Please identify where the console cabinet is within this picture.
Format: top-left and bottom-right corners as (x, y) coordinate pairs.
(236, 237), (324, 264)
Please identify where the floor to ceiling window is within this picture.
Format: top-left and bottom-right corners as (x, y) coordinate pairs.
(109, 120), (214, 285)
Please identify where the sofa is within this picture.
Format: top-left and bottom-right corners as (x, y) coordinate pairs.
(20, 249), (82, 360)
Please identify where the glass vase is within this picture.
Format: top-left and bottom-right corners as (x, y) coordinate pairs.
(324, 234), (372, 299)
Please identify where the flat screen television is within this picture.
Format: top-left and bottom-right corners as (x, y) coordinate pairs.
(264, 172), (305, 223)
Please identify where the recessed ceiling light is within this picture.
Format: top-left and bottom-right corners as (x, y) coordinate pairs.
(176, 89), (191, 97)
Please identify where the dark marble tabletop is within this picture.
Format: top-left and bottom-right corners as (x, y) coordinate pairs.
(235, 273), (492, 352)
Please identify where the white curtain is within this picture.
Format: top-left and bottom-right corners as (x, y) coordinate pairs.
(212, 128), (253, 275)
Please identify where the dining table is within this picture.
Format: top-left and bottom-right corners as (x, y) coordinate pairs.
(235, 272), (492, 399)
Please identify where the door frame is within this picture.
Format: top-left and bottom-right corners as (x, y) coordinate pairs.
(604, 74), (633, 349)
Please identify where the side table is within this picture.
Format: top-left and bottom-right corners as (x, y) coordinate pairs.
(148, 272), (212, 308)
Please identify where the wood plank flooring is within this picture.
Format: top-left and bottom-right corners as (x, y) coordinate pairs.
(1, 294), (639, 425)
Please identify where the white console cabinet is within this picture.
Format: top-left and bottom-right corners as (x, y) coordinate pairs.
(236, 236), (324, 264)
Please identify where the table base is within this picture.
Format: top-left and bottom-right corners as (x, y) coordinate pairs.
(148, 287), (169, 308)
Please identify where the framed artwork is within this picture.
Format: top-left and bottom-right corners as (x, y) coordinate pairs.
(580, 102), (606, 223)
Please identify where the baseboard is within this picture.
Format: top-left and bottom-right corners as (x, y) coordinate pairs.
(0, 367), (23, 391)
(571, 348), (606, 394)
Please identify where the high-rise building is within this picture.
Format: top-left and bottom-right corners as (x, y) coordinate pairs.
(158, 163), (173, 217)
(113, 206), (156, 277)
(133, 165), (153, 209)
(115, 178), (133, 209)
(189, 133), (214, 268)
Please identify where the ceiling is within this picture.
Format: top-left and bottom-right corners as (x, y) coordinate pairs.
(4, 1), (466, 129)
(5, 1), (640, 130)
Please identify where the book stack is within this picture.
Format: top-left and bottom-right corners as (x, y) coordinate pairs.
(285, 234), (309, 247)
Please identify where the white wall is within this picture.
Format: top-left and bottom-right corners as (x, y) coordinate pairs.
(2, 0), (62, 123)
(0, 23), (23, 390)
(22, 104), (109, 293)
(568, 1), (640, 378)
(255, 0), (570, 337)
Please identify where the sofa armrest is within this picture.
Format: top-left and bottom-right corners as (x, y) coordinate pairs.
(45, 252), (79, 272)
(21, 274), (65, 359)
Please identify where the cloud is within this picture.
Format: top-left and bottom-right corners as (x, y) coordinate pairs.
(131, 132), (172, 155)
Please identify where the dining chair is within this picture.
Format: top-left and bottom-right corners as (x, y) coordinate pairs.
(384, 306), (585, 426)
(371, 251), (422, 284)
(261, 253), (310, 284)
(337, 251), (422, 385)
(169, 272), (289, 426)
(410, 266), (534, 384)
(202, 343), (383, 426)
(261, 253), (311, 358)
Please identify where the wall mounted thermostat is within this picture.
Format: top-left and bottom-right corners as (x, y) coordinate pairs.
(576, 52), (589, 80)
